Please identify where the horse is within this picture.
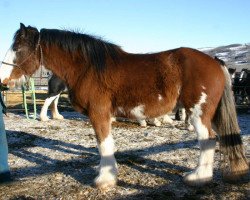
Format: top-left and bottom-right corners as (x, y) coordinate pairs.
(227, 67), (236, 85)
(40, 74), (66, 121)
(231, 71), (242, 103)
(0, 23), (248, 190)
(238, 68), (250, 104)
(232, 68), (250, 104)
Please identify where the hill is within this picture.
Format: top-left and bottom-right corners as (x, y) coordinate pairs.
(199, 43), (250, 71)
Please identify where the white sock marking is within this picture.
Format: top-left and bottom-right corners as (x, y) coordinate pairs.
(51, 94), (64, 119)
(95, 134), (117, 187)
(40, 95), (58, 121)
(185, 92), (215, 183)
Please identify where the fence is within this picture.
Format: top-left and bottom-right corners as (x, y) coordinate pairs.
(4, 66), (51, 113)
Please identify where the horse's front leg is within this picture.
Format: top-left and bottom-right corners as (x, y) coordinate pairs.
(51, 94), (64, 120)
(89, 109), (118, 190)
(40, 95), (58, 121)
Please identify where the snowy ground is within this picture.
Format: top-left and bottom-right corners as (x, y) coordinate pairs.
(0, 111), (249, 200)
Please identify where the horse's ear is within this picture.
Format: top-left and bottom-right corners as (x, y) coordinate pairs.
(20, 23), (27, 36)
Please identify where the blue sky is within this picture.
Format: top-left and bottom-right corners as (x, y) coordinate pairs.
(0, 0), (249, 59)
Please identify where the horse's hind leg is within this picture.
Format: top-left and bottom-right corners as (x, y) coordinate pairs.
(184, 93), (216, 186)
(147, 118), (162, 126)
(40, 95), (58, 121)
(51, 93), (64, 120)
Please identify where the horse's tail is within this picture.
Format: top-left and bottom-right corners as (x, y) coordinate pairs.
(213, 61), (249, 181)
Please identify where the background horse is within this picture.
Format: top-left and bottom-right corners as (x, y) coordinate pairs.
(231, 68), (250, 104)
(238, 69), (250, 104)
(0, 23), (248, 190)
(40, 74), (66, 121)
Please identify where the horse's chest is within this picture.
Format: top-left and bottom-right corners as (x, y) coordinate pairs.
(68, 90), (88, 113)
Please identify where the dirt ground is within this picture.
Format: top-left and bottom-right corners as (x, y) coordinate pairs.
(0, 91), (249, 199)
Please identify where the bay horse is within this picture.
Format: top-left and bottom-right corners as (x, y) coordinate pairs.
(0, 23), (248, 190)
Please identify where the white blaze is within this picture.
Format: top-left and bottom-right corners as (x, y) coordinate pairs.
(0, 49), (16, 82)
(239, 70), (246, 81)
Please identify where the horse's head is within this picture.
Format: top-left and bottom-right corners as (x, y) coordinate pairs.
(0, 23), (40, 85)
(239, 68), (248, 82)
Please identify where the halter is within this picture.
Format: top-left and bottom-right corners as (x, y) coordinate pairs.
(1, 33), (43, 73)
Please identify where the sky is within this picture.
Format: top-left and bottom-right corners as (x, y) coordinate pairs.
(0, 0), (250, 60)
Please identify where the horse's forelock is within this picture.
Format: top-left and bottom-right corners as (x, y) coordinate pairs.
(12, 25), (39, 51)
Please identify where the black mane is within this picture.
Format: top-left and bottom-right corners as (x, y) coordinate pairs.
(40, 28), (122, 71)
(214, 56), (225, 66)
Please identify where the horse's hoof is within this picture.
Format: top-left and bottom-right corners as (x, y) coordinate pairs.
(94, 177), (117, 191)
(183, 172), (212, 187)
(187, 124), (195, 132)
(154, 122), (161, 127)
(152, 120), (162, 127)
(162, 118), (173, 125)
(139, 120), (147, 127)
(147, 118), (162, 127)
(40, 116), (50, 121)
(53, 115), (64, 120)
(110, 117), (116, 123)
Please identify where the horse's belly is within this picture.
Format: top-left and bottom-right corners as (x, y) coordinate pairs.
(114, 100), (175, 120)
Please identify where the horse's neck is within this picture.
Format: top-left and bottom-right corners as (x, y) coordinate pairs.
(42, 46), (84, 88)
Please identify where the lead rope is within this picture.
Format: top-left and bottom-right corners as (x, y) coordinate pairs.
(37, 35), (44, 84)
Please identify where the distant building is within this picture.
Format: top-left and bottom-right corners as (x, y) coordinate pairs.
(32, 66), (51, 87)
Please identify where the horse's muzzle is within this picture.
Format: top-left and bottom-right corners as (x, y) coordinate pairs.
(0, 81), (9, 91)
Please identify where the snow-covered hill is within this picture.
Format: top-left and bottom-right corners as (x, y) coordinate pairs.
(199, 43), (250, 71)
